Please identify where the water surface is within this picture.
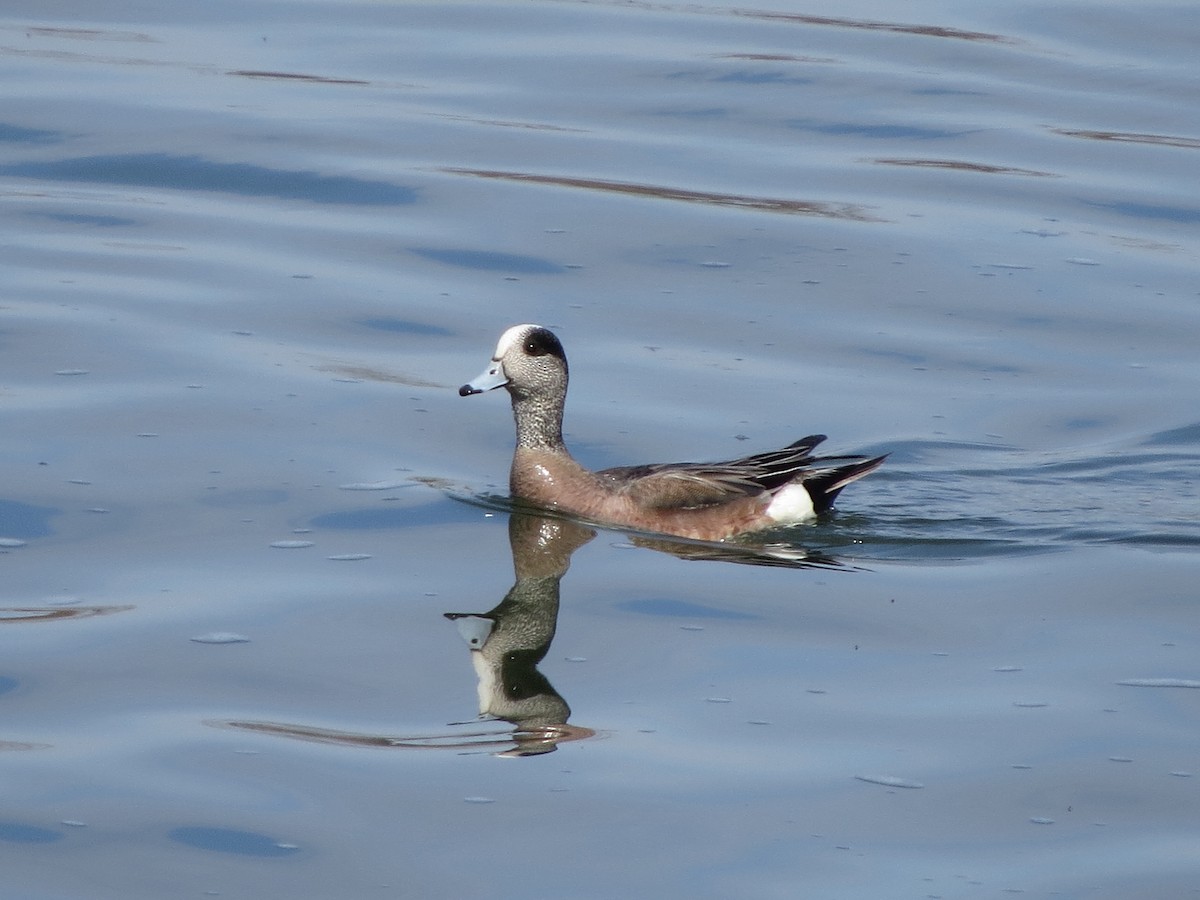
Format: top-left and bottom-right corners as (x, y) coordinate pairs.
(2, 2), (1199, 898)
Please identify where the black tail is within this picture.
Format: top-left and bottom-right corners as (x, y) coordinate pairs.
(803, 454), (888, 513)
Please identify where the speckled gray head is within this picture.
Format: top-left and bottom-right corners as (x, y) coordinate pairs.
(458, 324), (567, 397)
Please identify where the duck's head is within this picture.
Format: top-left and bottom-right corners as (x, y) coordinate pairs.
(459, 324), (568, 401)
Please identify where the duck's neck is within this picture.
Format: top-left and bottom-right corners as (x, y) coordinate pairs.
(510, 393), (567, 452)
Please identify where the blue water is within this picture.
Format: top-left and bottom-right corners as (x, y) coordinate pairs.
(2, 2), (1199, 898)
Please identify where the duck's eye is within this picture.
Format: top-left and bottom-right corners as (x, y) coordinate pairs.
(519, 329), (564, 361)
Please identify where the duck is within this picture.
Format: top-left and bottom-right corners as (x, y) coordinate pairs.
(459, 324), (885, 542)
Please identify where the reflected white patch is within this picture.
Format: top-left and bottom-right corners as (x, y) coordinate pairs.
(472, 648), (498, 714)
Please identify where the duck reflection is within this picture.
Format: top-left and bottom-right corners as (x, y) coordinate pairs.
(211, 512), (598, 758)
(444, 512), (597, 755)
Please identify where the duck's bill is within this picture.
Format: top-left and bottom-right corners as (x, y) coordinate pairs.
(458, 361), (509, 396)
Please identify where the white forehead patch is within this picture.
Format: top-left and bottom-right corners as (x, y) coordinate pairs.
(493, 323), (541, 359)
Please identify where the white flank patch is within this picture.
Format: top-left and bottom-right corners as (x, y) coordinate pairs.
(765, 483), (815, 524)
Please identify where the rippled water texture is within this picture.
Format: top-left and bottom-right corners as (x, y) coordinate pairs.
(2, 2), (1199, 898)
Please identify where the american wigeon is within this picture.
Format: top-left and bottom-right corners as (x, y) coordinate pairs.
(459, 324), (886, 541)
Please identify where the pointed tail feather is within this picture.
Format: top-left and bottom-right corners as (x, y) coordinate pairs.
(803, 454), (888, 513)
(786, 434), (827, 453)
(722, 434), (826, 470)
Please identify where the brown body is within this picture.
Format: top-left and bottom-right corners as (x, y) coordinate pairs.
(510, 447), (778, 542)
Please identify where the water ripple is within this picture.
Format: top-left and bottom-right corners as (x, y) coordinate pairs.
(441, 167), (883, 221)
(0, 153), (417, 205)
(828, 434), (1200, 560)
(0, 605), (134, 624)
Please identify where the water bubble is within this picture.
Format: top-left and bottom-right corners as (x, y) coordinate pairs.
(190, 632), (251, 644)
(855, 775), (925, 789)
(270, 540), (314, 549)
